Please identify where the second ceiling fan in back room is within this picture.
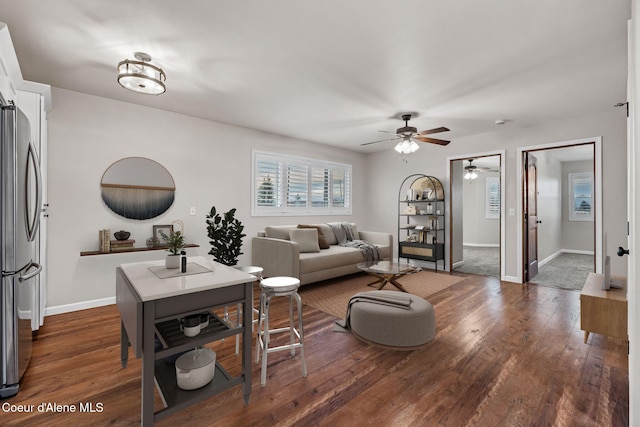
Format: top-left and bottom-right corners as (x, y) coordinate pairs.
(361, 113), (450, 154)
(464, 158), (500, 180)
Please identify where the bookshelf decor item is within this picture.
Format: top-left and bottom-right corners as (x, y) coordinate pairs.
(398, 175), (445, 271)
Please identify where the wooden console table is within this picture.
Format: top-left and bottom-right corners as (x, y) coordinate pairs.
(580, 272), (627, 343)
(116, 256), (255, 426)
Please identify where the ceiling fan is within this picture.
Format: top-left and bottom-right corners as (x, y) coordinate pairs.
(361, 114), (450, 153)
(464, 159), (500, 180)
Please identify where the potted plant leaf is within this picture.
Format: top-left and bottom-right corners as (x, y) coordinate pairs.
(160, 230), (185, 269)
(206, 206), (245, 266)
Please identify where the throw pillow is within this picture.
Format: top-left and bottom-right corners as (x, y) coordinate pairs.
(264, 226), (292, 240)
(289, 229), (320, 253)
(297, 224), (330, 249)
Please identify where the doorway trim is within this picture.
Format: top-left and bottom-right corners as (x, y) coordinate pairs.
(516, 137), (602, 283)
(447, 149), (506, 280)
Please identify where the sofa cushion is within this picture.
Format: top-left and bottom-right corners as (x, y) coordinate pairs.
(297, 224), (330, 249)
(289, 229), (320, 253)
(264, 225), (296, 240)
(299, 245), (365, 273)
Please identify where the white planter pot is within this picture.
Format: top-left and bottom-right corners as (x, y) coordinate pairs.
(166, 254), (181, 269)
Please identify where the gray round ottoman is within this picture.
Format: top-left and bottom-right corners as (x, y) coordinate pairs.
(349, 290), (435, 349)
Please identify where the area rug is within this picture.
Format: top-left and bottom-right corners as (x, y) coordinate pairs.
(298, 271), (465, 319)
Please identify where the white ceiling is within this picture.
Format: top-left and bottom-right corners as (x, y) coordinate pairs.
(0, 1), (631, 153)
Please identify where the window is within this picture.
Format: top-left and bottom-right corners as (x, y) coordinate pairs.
(569, 172), (593, 221)
(252, 151), (352, 216)
(485, 176), (500, 219)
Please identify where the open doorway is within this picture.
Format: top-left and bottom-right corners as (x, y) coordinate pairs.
(449, 153), (504, 279)
(522, 143), (596, 290)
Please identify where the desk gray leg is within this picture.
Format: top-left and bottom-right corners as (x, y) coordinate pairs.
(120, 321), (129, 368)
(242, 281), (252, 404)
(141, 303), (156, 427)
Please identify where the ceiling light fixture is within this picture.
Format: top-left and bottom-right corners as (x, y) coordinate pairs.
(394, 137), (420, 154)
(117, 52), (166, 95)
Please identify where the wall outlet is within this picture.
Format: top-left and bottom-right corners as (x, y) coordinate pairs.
(190, 206), (196, 216)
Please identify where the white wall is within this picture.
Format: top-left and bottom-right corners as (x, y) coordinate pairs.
(46, 88), (368, 310)
(535, 150), (563, 261)
(462, 172), (500, 246)
(365, 109), (627, 280)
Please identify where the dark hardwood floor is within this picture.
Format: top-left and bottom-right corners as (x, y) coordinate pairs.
(1, 274), (628, 426)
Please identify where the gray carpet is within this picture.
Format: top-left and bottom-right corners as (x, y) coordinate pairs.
(529, 252), (594, 291)
(453, 246), (500, 278)
(453, 247), (593, 291)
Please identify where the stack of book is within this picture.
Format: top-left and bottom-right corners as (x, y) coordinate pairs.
(110, 239), (135, 252)
(98, 229), (111, 253)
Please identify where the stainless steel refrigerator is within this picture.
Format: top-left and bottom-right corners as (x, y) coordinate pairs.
(0, 101), (43, 398)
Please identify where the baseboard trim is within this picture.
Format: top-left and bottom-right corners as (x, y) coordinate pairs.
(562, 249), (595, 256)
(503, 275), (520, 283)
(463, 243), (500, 248)
(46, 297), (115, 316)
(453, 261), (465, 268)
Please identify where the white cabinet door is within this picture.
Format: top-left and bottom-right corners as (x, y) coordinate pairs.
(16, 90), (48, 330)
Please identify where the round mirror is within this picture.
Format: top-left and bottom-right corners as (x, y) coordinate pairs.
(101, 157), (175, 220)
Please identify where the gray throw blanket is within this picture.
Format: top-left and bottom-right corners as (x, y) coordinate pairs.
(327, 222), (382, 263)
(334, 291), (412, 332)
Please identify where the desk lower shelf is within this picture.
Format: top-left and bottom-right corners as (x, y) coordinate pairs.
(154, 360), (243, 420)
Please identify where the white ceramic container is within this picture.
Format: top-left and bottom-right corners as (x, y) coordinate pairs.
(175, 348), (216, 390)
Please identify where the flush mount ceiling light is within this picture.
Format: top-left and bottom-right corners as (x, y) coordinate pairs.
(394, 137), (420, 154)
(117, 52), (166, 95)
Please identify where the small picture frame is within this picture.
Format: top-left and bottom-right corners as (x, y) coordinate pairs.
(153, 224), (173, 245)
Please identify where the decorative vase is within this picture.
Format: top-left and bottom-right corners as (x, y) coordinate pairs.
(166, 254), (181, 269)
(114, 230), (131, 241)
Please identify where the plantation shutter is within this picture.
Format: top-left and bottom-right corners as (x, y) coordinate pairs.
(286, 163), (308, 207)
(256, 157), (282, 207)
(311, 167), (330, 207)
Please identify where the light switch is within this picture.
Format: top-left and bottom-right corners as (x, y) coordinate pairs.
(509, 208), (515, 216)
(190, 207), (196, 216)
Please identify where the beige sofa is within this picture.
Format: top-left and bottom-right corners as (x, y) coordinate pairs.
(251, 223), (393, 285)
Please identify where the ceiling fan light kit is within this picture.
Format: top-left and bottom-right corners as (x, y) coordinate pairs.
(117, 52), (166, 95)
(464, 170), (478, 180)
(394, 138), (420, 154)
(361, 113), (450, 156)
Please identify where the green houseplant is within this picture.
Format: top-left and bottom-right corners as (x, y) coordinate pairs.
(160, 230), (185, 269)
(206, 206), (246, 266)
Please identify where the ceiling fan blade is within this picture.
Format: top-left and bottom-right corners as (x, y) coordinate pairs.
(377, 130), (396, 134)
(417, 126), (450, 136)
(360, 137), (400, 146)
(414, 136), (450, 146)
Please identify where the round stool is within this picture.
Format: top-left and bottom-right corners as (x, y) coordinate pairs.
(255, 276), (307, 387)
(349, 290), (435, 349)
